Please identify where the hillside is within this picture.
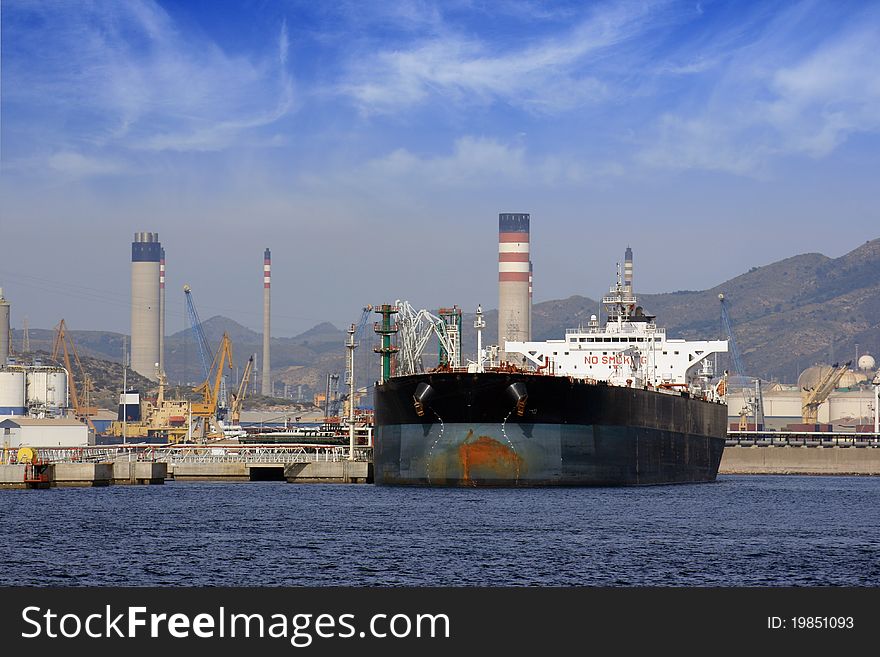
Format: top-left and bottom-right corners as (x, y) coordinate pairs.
(473, 239), (880, 383)
(11, 237), (880, 397)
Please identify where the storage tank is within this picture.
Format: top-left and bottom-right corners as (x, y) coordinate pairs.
(0, 368), (27, 415)
(26, 366), (69, 411)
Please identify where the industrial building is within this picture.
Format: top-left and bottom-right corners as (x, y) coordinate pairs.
(131, 232), (162, 381)
(498, 213), (531, 353)
(1, 417), (91, 448)
(728, 356), (880, 431)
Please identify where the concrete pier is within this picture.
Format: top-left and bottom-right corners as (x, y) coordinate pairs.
(1, 464), (29, 489)
(111, 461), (167, 485)
(167, 460), (373, 483)
(1, 462), (166, 488)
(49, 463), (113, 487)
(720, 446), (880, 476)
(285, 461), (372, 483)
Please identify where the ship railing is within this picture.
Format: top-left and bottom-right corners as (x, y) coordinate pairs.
(565, 326), (666, 336)
(726, 431), (880, 448)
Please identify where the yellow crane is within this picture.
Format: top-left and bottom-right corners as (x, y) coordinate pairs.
(801, 361), (851, 424)
(51, 319), (96, 431)
(230, 354), (254, 425)
(190, 332), (233, 420)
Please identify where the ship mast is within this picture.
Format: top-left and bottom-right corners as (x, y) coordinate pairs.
(474, 304), (485, 373)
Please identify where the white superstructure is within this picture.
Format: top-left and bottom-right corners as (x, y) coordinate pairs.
(505, 260), (728, 397)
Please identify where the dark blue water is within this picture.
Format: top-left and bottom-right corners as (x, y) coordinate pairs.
(1, 476), (878, 586)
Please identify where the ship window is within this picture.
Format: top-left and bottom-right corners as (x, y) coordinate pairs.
(674, 351), (679, 355)
(662, 351), (668, 355)
(579, 338), (586, 342)
(603, 338), (611, 342)
(565, 352), (569, 356)
(636, 338), (644, 342)
(553, 352), (558, 356)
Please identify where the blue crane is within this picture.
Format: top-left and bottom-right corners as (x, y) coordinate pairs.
(719, 293), (745, 377)
(184, 285), (212, 381)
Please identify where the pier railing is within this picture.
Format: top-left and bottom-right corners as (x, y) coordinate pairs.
(726, 431), (880, 448)
(2, 444), (373, 465)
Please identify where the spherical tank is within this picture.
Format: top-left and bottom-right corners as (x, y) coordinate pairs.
(0, 369), (27, 415)
(858, 354), (876, 371)
(26, 367), (69, 409)
(798, 364), (866, 390)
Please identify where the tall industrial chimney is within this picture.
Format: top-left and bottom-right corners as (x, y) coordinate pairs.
(498, 213), (531, 353)
(624, 245), (633, 293)
(0, 287), (10, 365)
(159, 247), (166, 375)
(131, 232), (161, 380)
(261, 248), (271, 396)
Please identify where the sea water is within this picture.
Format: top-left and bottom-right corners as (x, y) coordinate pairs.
(1, 475), (877, 586)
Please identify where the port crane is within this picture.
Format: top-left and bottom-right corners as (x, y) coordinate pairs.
(229, 354), (254, 425)
(719, 294), (763, 430)
(184, 284), (228, 416)
(51, 320), (96, 431)
(190, 332), (234, 438)
(801, 361), (851, 424)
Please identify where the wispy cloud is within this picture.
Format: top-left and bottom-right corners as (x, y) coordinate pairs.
(638, 4), (880, 174)
(3, 0), (294, 167)
(298, 135), (616, 197)
(47, 152), (129, 178)
(339, 2), (667, 115)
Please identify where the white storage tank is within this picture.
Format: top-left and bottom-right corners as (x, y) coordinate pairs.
(0, 368), (27, 415)
(26, 366), (69, 411)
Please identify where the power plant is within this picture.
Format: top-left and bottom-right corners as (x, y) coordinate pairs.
(261, 248), (271, 396)
(497, 213), (531, 354)
(130, 232), (162, 381)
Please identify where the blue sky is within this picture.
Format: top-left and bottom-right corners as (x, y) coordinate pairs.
(1, 0), (878, 338)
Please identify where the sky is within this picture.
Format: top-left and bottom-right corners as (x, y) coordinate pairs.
(1, 0), (879, 338)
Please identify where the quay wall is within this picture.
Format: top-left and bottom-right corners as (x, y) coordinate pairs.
(720, 446), (880, 476)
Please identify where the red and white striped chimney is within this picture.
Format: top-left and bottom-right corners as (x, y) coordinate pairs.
(498, 213), (531, 352)
(261, 248), (271, 396)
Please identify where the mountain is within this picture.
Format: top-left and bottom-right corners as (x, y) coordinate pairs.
(469, 239), (880, 383)
(10, 238), (880, 402)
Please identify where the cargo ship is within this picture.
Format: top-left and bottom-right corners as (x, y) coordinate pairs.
(373, 260), (729, 486)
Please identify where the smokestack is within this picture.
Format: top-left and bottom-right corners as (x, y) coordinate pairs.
(624, 246), (633, 293)
(0, 288), (9, 365)
(159, 247), (165, 375)
(261, 248), (271, 396)
(498, 213), (530, 353)
(131, 232), (161, 380)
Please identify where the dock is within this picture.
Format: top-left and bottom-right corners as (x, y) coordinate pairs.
(720, 431), (880, 475)
(1, 444), (373, 488)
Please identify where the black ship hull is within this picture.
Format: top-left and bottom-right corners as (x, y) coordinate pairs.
(373, 372), (727, 486)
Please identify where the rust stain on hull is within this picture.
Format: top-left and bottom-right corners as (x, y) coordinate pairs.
(459, 430), (523, 484)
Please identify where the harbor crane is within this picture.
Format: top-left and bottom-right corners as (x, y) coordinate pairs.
(230, 354), (254, 426)
(51, 320), (96, 431)
(801, 361), (851, 424)
(190, 332), (234, 438)
(184, 284), (228, 416)
(719, 294), (763, 430)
